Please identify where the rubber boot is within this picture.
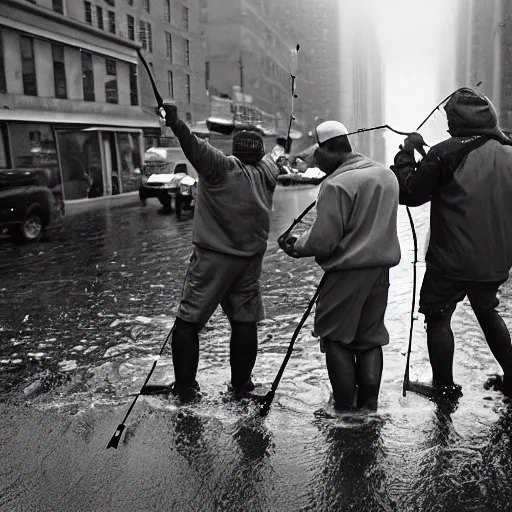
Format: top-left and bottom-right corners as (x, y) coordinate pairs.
(171, 317), (200, 401)
(470, 302), (512, 397)
(324, 340), (357, 411)
(426, 306), (458, 388)
(229, 320), (258, 395)
(355, 346), (383, 410)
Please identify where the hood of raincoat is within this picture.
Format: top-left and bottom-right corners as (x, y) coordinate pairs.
(444, 87), (512, 143)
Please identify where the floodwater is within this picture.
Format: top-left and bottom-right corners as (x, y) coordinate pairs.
(1, 188), (512, 511)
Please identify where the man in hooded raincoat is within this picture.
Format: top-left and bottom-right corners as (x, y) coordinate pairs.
(391, 87), (512, 398)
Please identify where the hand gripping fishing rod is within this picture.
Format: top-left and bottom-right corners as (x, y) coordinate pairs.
(260, 92), (455, 416)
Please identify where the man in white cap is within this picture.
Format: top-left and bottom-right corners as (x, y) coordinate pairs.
(280, 121), (401, 410)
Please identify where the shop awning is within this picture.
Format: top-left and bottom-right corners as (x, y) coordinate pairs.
(0, 108), (161, 129)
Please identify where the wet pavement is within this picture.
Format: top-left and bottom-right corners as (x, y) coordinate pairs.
(2, 188), (512, 511)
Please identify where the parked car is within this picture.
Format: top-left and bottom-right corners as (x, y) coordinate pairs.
(0, 169), (65, 243)
(276, 156), (325, 186)
(139, 147), (198, 219)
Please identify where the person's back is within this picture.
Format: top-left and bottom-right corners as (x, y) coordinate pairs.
(193, 155), (278, 257)
(391, 86), (512, 399)
(161, 103), (281, 401)
(282, 121), (401, 411)
(429, 138), (512, 281)
(320, 154), (400, 272)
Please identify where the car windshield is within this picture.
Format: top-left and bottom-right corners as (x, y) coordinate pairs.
(142, 160), (174, 176)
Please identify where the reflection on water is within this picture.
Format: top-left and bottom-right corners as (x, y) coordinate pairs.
(1, 187), (512, 510)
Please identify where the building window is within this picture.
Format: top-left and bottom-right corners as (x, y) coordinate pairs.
(52, 0), (64, 14)
(185, 74), (190, 103)
(108, 11), (116, 34)
(81, 51), (94, 102)
(129, 63), (138, 105)
(167, 70), (173, 97)
(184, 39), (189, 66)
(127, 15), (134, 40)
(127, 0), (133, 5)
(142, 0), (150, 12)
(139, 21), (153, 52)
(183, 6), (189, 30)
(105, 59), (118, 104)
(96, 6), (104, 30)
(164, 0), (171, 22)
(0, 31), (6, 94)
(20, 37), (37, 96)
(52, 44), (67, 99)
(165, 32), (172, 61)
(84, 1), (92, 24)
(205, 61), (209, 91)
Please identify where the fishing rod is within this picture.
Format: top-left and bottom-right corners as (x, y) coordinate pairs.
(285, 44), (300, 154)
(137, 48), (166, 120)
(260, 92), (455, 415)
(107, 323), (175, 449)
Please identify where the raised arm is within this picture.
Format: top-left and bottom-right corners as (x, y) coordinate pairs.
(162, 103), (230, 185)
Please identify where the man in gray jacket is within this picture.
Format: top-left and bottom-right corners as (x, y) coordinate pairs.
(162, 103), (280, 401)
(281, 121), (401, 410)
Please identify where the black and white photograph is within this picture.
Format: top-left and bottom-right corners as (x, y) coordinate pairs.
(1, 0), (512, 510)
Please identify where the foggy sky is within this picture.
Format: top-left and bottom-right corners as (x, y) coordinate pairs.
(349, 0), (458, 162)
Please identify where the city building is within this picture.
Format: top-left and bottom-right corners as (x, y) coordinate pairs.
(337, 3), (386, 162)
(455, 0), (508, 128)
(60, 0), (208, 139)
(201, 0), (300, 142)
(271, 0), (385, 162)
(0, 0), (161, 203)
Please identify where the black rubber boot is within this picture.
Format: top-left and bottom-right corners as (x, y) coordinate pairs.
(470, 302), (512, 395)
(171, 317), (200, 402)
(229, 320), (258, 394)
(425, 306), (458, 389)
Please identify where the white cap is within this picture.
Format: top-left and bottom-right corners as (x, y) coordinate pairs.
(315, 121), (349, 144)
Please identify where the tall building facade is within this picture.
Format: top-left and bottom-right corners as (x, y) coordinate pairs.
(272, 0), (385, 162)
(62, 0), (208, 126)
(338, 3), (386, 162)
(0, 0), (160, 202)
(201, 0), (300, 140)
(455, 0), (508, 127)
(271, 0), (342, 146)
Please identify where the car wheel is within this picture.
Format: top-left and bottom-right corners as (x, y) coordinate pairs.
(159, 197), (172, 211)
(12, 210), (44, 243)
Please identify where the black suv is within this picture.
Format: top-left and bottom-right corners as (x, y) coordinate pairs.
(0, 168), (64, 243)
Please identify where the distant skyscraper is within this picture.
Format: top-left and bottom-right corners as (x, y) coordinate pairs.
(455, 0), (509, 129)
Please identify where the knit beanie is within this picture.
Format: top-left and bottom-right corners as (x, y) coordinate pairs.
(232, 130), (265, 164)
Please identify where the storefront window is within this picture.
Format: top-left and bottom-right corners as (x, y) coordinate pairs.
(57, 131), (102, 200)
(117, 132), (141, 193)
(9, 123), (61, 190)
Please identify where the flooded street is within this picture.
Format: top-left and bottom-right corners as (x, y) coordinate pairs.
(1, 188), (512, 512)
